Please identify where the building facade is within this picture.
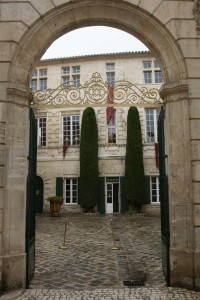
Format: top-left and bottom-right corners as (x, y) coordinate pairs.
(31, 52), (163, 214)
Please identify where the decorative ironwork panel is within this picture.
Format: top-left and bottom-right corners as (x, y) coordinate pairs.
(32, 72), (162, 107)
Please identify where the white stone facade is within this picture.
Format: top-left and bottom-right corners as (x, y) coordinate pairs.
(32, 53), (162, 211)
(0, 0), (200, 292)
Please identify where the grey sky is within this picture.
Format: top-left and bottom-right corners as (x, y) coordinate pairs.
(42, 26), (148, 59)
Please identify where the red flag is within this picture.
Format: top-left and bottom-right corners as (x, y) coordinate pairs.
(106, 85), (115, 124)
(63, 144), (69, 158)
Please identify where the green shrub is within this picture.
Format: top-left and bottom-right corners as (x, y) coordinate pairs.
(125, 107), (144, 211)
(47, 196), (64, 204)
(79, 107), (98, 212)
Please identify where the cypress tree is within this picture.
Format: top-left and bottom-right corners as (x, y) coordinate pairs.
(79, 107), (99, 212)
(125, 107), (144, 211)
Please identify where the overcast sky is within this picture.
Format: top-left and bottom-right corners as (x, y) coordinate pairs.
(42, 26), (149, 59)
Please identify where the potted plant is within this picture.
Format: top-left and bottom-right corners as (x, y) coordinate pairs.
(47, 196), (64, 217)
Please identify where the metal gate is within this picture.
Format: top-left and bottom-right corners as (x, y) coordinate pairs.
(158, 107), (170, 286)
(26, 108), (37, 287)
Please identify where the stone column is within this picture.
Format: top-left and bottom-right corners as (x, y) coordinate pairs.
(189, 79), (200, 289)
(1, 88), (30, 290)
(161, 82), (194, 289)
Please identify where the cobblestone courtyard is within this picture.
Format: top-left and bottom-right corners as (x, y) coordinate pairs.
(2, 212), (200, 299)
(30, 212), (165, 290)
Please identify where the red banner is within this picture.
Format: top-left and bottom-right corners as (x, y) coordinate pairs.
(106, 85), (115, 124)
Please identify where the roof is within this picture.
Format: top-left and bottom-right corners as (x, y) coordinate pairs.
(40, 51), (151, 63)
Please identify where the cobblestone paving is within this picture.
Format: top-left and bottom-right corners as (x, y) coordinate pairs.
(30, 212), (165, 290)
(1, 212), (200, 299)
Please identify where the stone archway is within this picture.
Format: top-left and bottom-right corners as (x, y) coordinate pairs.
(0, 0), (199, 291)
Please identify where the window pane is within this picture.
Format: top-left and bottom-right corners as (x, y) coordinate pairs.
(39, 69), (47, 77)
(37, 117), (46, 147)
(31, 79), (37, 92)
(106, 63), (115, 71)
(32, 70), (37, 77)
(72, 75), (80, 87)
(62, 76), (70, 86)
(62, 67), (70, 74)
(151, 177), (160, 203)
(107, 72), (115, 84)
(155, 70), (163, 83)
(63, 115), (80, 145)
(144, 71), (152, 83)
(39, 78), (47, 90)
(65, 178), (78, 204)
(154, 61), (160, 68)
(72, 66), (80, 73)
(143, 61), (152, 69)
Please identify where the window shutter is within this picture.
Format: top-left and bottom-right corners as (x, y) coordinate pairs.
(56, 177), (63, 197)
(97, 177), (105, 214)
(120, 176), (128, 213)
(144, 176), (151, 204)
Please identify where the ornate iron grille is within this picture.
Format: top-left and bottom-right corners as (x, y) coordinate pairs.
(31, 72), (162, 107)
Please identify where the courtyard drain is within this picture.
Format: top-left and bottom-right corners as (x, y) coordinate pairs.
(123, 280), (145, 287)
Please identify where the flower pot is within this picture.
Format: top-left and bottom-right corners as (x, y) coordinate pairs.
(50, 202), (62, 217)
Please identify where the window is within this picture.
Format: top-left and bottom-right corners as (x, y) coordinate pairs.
(61, 66), (80, 85)
(143, 61), (152, 69)
(154, 61), (160, 69)
(31, 79), (37, 92)
(108, 110), (116, 144)
(150, 176), (160, 203)
(145, 108), (160, 143)
(144, 71), (152, 84)
(32, 70), (37, 77)
(62, 76), (70, 86)
(143, 60), (163, 84)
(37, 117), (46, 147)
(155, 70), (163, 83)
(106, 72), (115, 84)
(39, 69), (47, 77)
(106, 63), (115, 71)
(65, 178), (78, 204)
(39, 78), (47, 91)
(72, 75), (80, 87)
(62, 67), (70, 74)
(62, 115), (80, 145)
(106, 63), (115, 84)
(72, 66), (80, 73)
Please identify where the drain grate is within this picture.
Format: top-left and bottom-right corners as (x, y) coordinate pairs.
(123, 280), (145, 287)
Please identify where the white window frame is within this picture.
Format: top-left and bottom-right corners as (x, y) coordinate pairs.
(62, 115), (80, 146)
(31, 79), (37, 92)
(39, 69), (47, 77)
(62, 75), (70, 86)
(72, 65), (80, 74)
(37, 117), (47, 147)
(62, 67), (70, 75)
(143, 60), (163, 84)
(107, 109), (116, 144)
(150, 176), (160, 203)
(72, 74), (80, 87)
(64, 178), (78, 204)
(145, 108), (160, 143)
(39, 78), (47, 90)
(106, 63), (115, 71)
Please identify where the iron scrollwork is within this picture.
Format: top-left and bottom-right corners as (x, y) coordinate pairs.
(32, 72), (162, 106)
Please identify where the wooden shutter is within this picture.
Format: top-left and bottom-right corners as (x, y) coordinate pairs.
(144, 176), (151, 204)
(56, 177), (63, 197)
(97, 177), (105, 214)
(120, 176), (128, 213)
